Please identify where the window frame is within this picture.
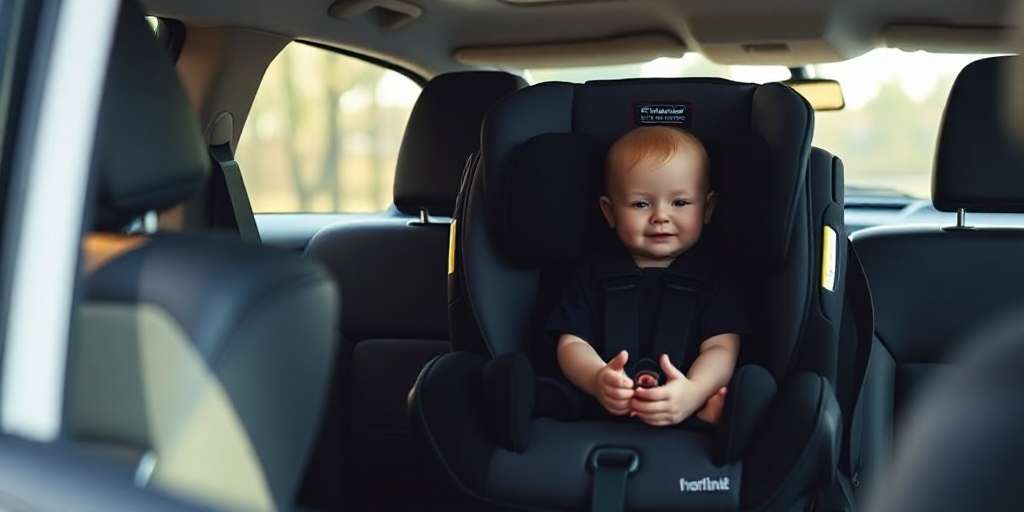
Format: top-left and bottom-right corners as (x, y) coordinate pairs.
(297, 40), (428, 88)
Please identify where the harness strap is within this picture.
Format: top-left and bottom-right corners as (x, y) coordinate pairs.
(652, 273), (701, 370)
(597, 243), (709, 379)
(602, 274), (640, 376)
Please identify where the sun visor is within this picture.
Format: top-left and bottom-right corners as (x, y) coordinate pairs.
(453, 33), (686, 69)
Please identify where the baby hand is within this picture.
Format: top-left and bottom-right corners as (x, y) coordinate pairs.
(592, 350), (635, 416)
(630, 354), (703, 426)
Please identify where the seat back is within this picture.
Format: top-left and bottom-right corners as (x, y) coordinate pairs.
(303, 70), (525, 507)
(68, 3), (338, 510)
(850, 55), (1024, 495)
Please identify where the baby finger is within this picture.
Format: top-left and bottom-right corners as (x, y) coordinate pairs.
(630, 398), (669, 414)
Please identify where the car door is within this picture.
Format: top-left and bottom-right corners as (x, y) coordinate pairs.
(0, 0), (202, 508)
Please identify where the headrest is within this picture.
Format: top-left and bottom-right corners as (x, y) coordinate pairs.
(486, 79), (812, 269)
(934, 56), (1024, 213)
(393, 71), (526, 217)
(92, 0), (209, 229)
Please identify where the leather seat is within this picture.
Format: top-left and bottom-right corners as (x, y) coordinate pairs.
(68, 2), (338, 510)
(303, 70), (525, 507)
(848, 55), (1024, 502)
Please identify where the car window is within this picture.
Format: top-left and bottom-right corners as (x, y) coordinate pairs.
(236, 43), (422, 213)
(526, 49), (991, 199)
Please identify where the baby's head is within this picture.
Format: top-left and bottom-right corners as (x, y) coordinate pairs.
(599, 126), (715, 268)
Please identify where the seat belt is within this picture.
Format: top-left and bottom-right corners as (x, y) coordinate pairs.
(208, 143), (261, 244)
(650, 270), (702, 372)
(599, 262), (642, 376)
(588, 447), (639, 512)
(837, 243), (874, 487)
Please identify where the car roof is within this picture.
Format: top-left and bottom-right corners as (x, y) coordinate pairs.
(144, 0), (1015, 76)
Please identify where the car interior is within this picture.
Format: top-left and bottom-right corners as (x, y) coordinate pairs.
(0, 0), (1022, 510)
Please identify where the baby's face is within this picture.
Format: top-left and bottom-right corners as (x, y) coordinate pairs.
(599, 150), (714, 268)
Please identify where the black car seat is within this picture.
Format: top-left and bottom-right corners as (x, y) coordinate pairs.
(303, 70), (525, 507)
(411, 77), (850, 510)
(67, 2), (338, 510)
(843, 55), (1024, 505)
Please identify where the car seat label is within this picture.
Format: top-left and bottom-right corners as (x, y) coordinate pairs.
(679, 476), (730, 492)
(635, 103), (691, 127)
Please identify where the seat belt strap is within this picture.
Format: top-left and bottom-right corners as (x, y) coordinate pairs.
(602, 274), (640, 375)
(589, 448), (638, 512)
(840, 243), (874, 480)
(651, 273), (701, 370)
(209, 143), (261, 244)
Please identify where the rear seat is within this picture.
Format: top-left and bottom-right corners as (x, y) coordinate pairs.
(304, 71), (525, 507)
(848, 56), (1024, 501)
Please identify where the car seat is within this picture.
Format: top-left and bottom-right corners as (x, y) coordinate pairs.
(835, 55), (1024, 509)
(67, 2), (338, 510)
(412, 77), (849, 510)
(302, 70), (525, 509)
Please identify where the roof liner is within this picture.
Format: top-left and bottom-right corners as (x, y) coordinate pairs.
(144, 0), (1018, 76)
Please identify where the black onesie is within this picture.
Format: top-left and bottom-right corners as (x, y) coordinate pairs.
(542, 238), (749, 419)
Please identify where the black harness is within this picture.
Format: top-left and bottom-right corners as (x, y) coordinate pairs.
(595, 241), (712, 385)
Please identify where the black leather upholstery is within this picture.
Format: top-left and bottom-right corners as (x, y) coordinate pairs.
(934, 56), (1024, 213)
(394, 71), (526, 217)
(867, 310), (1024, 512)
(92, 1), (209, 229)
(87, 237), (338, 508)
(307, 219), (449, 341)
(851, 225), (1024, 492)
(82, 2), (339, 509)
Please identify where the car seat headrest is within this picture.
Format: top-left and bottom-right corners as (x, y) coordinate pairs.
(500, 133), (606, 265)
(393, 71), (527, 218)
(92, 0), (210, 230)
(933, 56), (1024, 213)
(488, 79), (811, 270)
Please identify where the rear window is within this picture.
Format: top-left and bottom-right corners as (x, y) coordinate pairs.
(525, 49), (990, 199)
(236, 43), (421, 213)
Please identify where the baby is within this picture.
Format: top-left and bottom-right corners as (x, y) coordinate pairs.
(546, 126), (747, 426)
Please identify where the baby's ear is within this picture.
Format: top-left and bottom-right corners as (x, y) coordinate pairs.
(703, 191), (717, 224)
(599, 196), (615, 228)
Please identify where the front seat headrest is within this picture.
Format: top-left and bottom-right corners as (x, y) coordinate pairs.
(934, 56), (1024, 213)
(91, 0), (210, 229)
(393, 71), (526, 217)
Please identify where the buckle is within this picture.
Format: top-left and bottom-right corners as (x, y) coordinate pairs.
(633, 357), (663, 388)
(588, 447), (640, 475)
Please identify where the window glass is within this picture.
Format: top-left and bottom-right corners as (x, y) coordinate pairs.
(525, 49), (990, 199)
(236, 43), (421, 212)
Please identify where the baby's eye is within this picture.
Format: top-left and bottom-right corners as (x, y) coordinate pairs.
(672, 199), (691, 207)
(630, 200), (650, 209)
